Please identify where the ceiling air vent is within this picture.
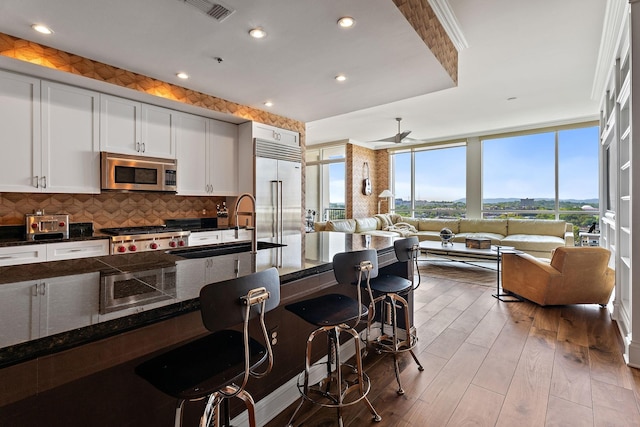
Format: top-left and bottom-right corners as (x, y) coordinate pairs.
(182, 0), (236, 22)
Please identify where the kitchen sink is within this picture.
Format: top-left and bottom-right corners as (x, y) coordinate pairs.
(167, 241), (285, 259)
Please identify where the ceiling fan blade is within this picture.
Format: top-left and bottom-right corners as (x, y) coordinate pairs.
(395, 130), (412, 143)
(374, 135), (400, 143)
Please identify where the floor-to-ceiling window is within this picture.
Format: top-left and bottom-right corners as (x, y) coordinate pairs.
(482, 126), (599, 237)
(389, 123), (598, 230)
(305, 145), (346, 226)
(391, 144), (466, 218)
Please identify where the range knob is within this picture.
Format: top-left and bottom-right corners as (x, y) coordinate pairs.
(31, 223), (39, 230)
(117, 245), (127, 253)
(178, 240), (186, 247)
(129, 244), (137, 252)
(58, 221), (65, 227)
(169, 240), (177, 248)
(150, 242), (158, 250)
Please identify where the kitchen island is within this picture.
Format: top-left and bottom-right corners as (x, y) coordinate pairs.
(0, 232), (412, 426)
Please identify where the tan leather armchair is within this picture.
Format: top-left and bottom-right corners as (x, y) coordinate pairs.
(502, 247), (615, 306)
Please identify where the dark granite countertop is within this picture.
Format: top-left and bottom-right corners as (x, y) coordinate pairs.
(0, 232), (396, 368)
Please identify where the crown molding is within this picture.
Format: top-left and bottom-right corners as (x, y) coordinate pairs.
(591, 0), (628, 101)
(428, 0), (468, 51)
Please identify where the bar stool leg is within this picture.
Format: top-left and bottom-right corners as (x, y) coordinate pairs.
(174, 399), (186, 427)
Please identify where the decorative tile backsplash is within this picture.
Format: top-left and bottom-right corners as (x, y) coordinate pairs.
(0, 192), (226, 230)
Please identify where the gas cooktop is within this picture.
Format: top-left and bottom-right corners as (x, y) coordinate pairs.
(100, 226), (183, 236)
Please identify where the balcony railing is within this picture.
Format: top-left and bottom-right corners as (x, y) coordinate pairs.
(323, 208), (345, 220)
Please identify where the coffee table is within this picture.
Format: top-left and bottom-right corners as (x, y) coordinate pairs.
(418, 240), (522, 302)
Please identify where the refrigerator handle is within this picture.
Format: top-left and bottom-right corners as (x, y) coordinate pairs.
(271, 180), (278, 238)
(278, 180), (284, 244)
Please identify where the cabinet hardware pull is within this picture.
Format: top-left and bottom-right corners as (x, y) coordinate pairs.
(42, 176), (47, 188)
(35, 175), (39, 188)
(136, 142), (141, 152)
(141, 142), (146, 153)
(0, 256), (13, 260)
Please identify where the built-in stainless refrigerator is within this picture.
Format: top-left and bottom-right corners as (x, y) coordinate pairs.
(254, 139), (302, 242)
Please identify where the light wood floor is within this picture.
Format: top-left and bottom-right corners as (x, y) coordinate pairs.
(266, 262), (640, 427)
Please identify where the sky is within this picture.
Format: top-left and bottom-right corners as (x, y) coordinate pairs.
(392, 126), (599, 202)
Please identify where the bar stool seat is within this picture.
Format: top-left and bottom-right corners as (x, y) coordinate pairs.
(135, 267), (280, 427)
(364, 237), (423, 395)
(285, 249), (382, 427)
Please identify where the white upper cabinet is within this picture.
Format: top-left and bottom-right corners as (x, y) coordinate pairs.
(0, 70), (41, 192)
(100, 94), (175, 158)
(176, 113), (209, 195)
(0, 73), (99, 194)
(41, 81), (100, 193)
(208, 119), (238, 196)
(176, 113), (238, 196)
(253, 122), (299, 146)
(140, 104), (176, 158)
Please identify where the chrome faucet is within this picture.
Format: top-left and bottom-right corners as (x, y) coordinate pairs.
(234, 193), (257, 253)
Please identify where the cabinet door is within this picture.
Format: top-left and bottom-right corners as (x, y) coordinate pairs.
(100, 94), (141, 155)
(0, 281), (39, 347)
(41, 82), (100, 193)
(209, 119), (238, 195)
(254, 123), (298, 146)
(46, 239), (110, 261)
(0, 70), (40, 192)
(39, 273), (100, 337)
(176, 113), (209, 195)
(141, 104), (175, 158)
(0, 245), (47, 266)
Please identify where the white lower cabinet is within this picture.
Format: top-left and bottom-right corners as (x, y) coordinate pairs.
(0, 245), (47, 267)
(46, 240), (109, 261)
(0, 280), (38, 346)
(38, 273), (100, 337)
(0, 239), (110, 267)
(0, 272), (100, 347)
(221, 228), (252, 244)
(188, 231), (222, 247)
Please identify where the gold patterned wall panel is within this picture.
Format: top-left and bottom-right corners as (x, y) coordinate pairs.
(0, 33), (305, 138)
(0, 192), (227, 229)
(393, 0), (458, 84)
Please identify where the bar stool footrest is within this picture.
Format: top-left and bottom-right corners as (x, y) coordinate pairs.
(295, 363), (372, 408)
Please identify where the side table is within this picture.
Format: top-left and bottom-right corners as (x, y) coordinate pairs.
(579, 232), (600, 247)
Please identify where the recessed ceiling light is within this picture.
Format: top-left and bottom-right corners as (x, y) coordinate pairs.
(264, 101), (273, 107)
(335, 74), (347, 82)
(32, 24), (53, 35)
(337, 17), (355, 28)
(176, 72), (189, 80)
(249, 27), (267, 39)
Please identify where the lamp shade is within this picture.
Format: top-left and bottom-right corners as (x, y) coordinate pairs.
(378, 189), (393, 198)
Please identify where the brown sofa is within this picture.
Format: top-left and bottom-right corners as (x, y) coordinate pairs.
(501, 246), (615, 306)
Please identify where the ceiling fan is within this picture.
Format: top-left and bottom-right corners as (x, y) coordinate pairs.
(372, 117), (418, 144)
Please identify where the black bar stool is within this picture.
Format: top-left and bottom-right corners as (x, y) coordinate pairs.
(285, 249), (382, 427)
(135, 267), (280, 427)
(365, 236), (423, 395)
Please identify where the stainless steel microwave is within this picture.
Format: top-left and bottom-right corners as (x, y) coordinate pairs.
(101, 152), (177, 192)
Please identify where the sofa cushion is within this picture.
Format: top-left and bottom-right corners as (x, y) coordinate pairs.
(507, 219), (566, 238)
(500, 234), (565, 253)
(417, 218), (460, 234)
(361, 230), (403, 237)
(399, 217), (420, 229)
(325, 219), (356, 233)
(374, 214), (394, 229)
(453, 232), (504, 245)
(355, 217), (379, 232)
(459, 219), (507, 235)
